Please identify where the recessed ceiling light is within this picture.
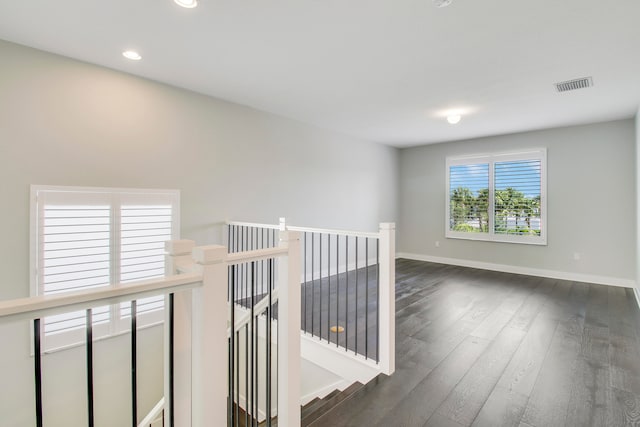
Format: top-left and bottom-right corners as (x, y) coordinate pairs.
(174, 0), (198, 8)
(447, 114), (461, 124)
(122, 50), (142, 61)
(433, 0), (452, 8)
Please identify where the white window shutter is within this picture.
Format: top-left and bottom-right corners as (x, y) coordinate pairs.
(445, 149), (546, 245)
(32, 186), (180, 351)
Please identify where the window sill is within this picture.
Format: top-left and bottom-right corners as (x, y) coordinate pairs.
(446, 233), (547, 246)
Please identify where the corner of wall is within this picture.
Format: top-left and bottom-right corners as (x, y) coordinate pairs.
(636, 107), (640, 307)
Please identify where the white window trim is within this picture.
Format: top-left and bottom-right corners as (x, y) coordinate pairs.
(30, 185), (180, 353)
(445, 149), (547, 245)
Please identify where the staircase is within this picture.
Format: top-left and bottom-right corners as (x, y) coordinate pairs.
(223, 219), (395, 427)
(231, 381), (367, 427)
(0, 220), (395, 427)
(301, 381), (365, 427)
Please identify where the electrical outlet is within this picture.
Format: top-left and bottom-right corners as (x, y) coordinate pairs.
(573, 252), (580, 261)
(435, 241), (440, 248)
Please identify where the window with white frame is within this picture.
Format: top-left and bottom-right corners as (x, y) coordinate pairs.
(446, 149), (546, 245)
(31, 186), (180, 351)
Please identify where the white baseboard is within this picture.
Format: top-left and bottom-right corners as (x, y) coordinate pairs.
(396, 252), (636, 288)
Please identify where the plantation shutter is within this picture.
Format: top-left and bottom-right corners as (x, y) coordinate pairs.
(37, 191), (112, 346)
(33, 187), (179, 350)
(445, 149), (546, 244)
(448, 163), (490, 233)
(119, 193), (175, 320)
(493, 159), (542, 236)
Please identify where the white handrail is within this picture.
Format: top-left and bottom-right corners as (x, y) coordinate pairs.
(0, 273), (203, 324)
(286, 225), (379, 239)
(138, 397), (164, 427)
(226, 220), (281, 230)
(227, 219), (381, 240)
(230, 287), (280, 334)
(226, 247), (288, 265)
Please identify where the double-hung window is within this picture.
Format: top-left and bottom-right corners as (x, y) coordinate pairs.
(30, 186), (180, 351)
(446, 149), (546, 245)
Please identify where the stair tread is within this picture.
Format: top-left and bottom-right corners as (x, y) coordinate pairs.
(323, 388), (343, 401)
(306, 376), (382, 427)
(301, 389), (341, 419)
(243, 379), (373, 427)
(301, 381), (365, 427)
(302, 397), (321, 410)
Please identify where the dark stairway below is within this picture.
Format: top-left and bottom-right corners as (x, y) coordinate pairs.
(232, 380), (367, 427)
(301, 381), (365, 427)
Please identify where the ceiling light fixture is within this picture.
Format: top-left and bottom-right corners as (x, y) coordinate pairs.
(447, 114), (461, 124)
(433, 0), (452, 8)
(174, 0), (198, 8)
(122, 50), (142, 61)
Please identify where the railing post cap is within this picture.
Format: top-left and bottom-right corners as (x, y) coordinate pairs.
(192, 245), (227, 264)
(279, 229), (300, 242)
(379, 223), (396, 230)
(165, 239), (196, 255)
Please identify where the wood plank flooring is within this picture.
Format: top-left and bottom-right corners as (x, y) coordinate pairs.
(309, 259), (640, 427)
(301, 264), (380, 360)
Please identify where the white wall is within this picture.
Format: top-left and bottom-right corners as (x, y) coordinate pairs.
(636, 109), (640, 297)
(398, 119), (636, 285)
(0, 39), (398, 426)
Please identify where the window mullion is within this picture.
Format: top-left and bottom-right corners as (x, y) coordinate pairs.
(36, 193), (45, 297)
(488, 159), (495, 240)
(110, 195), (123, 334)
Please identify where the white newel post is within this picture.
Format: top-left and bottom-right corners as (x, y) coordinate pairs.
(191, 245), (228, 427)
(164, 240), (196, 426)
(278, 230), (301, 427)
(165, 239), (196, 275)
(378, 223), (396, 376)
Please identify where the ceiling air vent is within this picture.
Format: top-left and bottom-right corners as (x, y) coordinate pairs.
(554, 77), (593, 93)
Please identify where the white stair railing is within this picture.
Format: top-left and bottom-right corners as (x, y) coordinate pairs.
(166, 232), (301, 427)
(0, 272), (202, 427)
(0, 230), (302, 427)
(226, 219), (396, 377)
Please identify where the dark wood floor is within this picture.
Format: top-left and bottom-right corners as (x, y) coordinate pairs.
(309, 259), (640, 427)
(301, 264), (379, 360)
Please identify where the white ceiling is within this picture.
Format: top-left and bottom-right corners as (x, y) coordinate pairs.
(0, 0), (639, 147)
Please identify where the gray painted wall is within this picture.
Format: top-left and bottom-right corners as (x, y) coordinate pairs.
(0, 40), (398, 426)
(398, 119), (636, 282)
(636, 110), (640, 292)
